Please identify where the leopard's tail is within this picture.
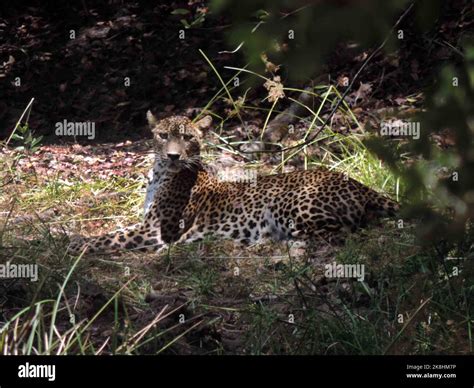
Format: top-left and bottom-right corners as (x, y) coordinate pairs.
(365, 189), (399, 217)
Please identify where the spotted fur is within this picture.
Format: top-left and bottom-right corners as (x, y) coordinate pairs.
(68, 113), (398, 254)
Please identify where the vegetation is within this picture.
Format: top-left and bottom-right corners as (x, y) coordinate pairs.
(0, 0), (472, 355)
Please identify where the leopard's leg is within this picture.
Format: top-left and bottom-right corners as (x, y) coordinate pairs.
(174, 224), (204, 244)
(290, 215), (347, 247)
(68, 198), (166, 255)
(68, 222), (165, 255)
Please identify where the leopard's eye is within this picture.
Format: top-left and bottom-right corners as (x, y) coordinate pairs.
(183, 134), (193, 141)
(158, 133), (168, 140)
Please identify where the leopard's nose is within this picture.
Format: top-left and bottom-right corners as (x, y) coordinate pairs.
(167, 153), (180, 161)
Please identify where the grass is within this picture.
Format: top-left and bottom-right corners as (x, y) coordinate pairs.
(0, 61), (472, 355)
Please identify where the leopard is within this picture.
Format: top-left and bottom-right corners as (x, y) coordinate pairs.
(68, 111), (399, 255)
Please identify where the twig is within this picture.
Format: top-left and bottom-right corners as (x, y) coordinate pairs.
(228, 2), (415, 155)
(6, 98), (35, 146)
(383, 297), (431, 354)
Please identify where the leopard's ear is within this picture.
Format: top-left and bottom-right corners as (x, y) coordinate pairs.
(195, 115), (212, 132)
(146, 110), (158, 129)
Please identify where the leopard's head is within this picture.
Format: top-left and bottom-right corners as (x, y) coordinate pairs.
(147, 111), (212, 173)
